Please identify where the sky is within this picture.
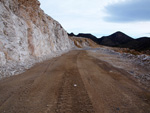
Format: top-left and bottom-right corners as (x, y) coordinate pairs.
(38, 0), (150, 38)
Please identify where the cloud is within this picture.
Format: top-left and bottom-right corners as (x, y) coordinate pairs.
(104, 0), (150, 22)
(38, 0), (150, 38)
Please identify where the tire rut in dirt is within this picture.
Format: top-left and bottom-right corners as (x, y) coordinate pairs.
(55, 69), (95, 113)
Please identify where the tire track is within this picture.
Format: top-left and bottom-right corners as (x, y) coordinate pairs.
(55, 56), (95, 113)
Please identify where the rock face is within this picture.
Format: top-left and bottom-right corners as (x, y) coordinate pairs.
(0, 0), (73, 78)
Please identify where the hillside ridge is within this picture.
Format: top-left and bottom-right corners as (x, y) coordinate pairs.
(68, 31), (150, 52)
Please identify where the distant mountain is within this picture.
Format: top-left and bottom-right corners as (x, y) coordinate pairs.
(68, 33), (76, 37)
(99, 31), (134, 47)
(68, 33), (99, 44)
(68, 31), (150, 51)
(123, 37), (150, 51)
(99, 31), (150, 51)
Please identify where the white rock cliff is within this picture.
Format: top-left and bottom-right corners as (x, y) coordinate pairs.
(0, 0), (73, 78)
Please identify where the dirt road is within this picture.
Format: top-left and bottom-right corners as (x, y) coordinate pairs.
(0, 50), (150, 113)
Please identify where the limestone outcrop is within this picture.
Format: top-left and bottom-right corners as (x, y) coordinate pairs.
(0, 0), (73, 78)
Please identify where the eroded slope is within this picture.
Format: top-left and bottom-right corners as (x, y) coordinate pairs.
(0, 0), (73, 78)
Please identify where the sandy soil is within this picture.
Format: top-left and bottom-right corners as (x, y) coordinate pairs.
(0, 50), (150, 113)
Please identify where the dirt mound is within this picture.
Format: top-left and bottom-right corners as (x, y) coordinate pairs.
(69, 36), (100, 48)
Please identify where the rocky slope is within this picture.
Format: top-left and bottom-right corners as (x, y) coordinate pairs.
(69, 36), (100, 48)
(0, 0), (73, 78)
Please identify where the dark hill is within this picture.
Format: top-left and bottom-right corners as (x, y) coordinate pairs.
(68, 32), (76, 37)
(123, 37), (150, 51)
(99, 31), (134, 47)
(68, 33), (99, 44)
(68, 32), (150, 51)
(99, 31), (150, 51)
